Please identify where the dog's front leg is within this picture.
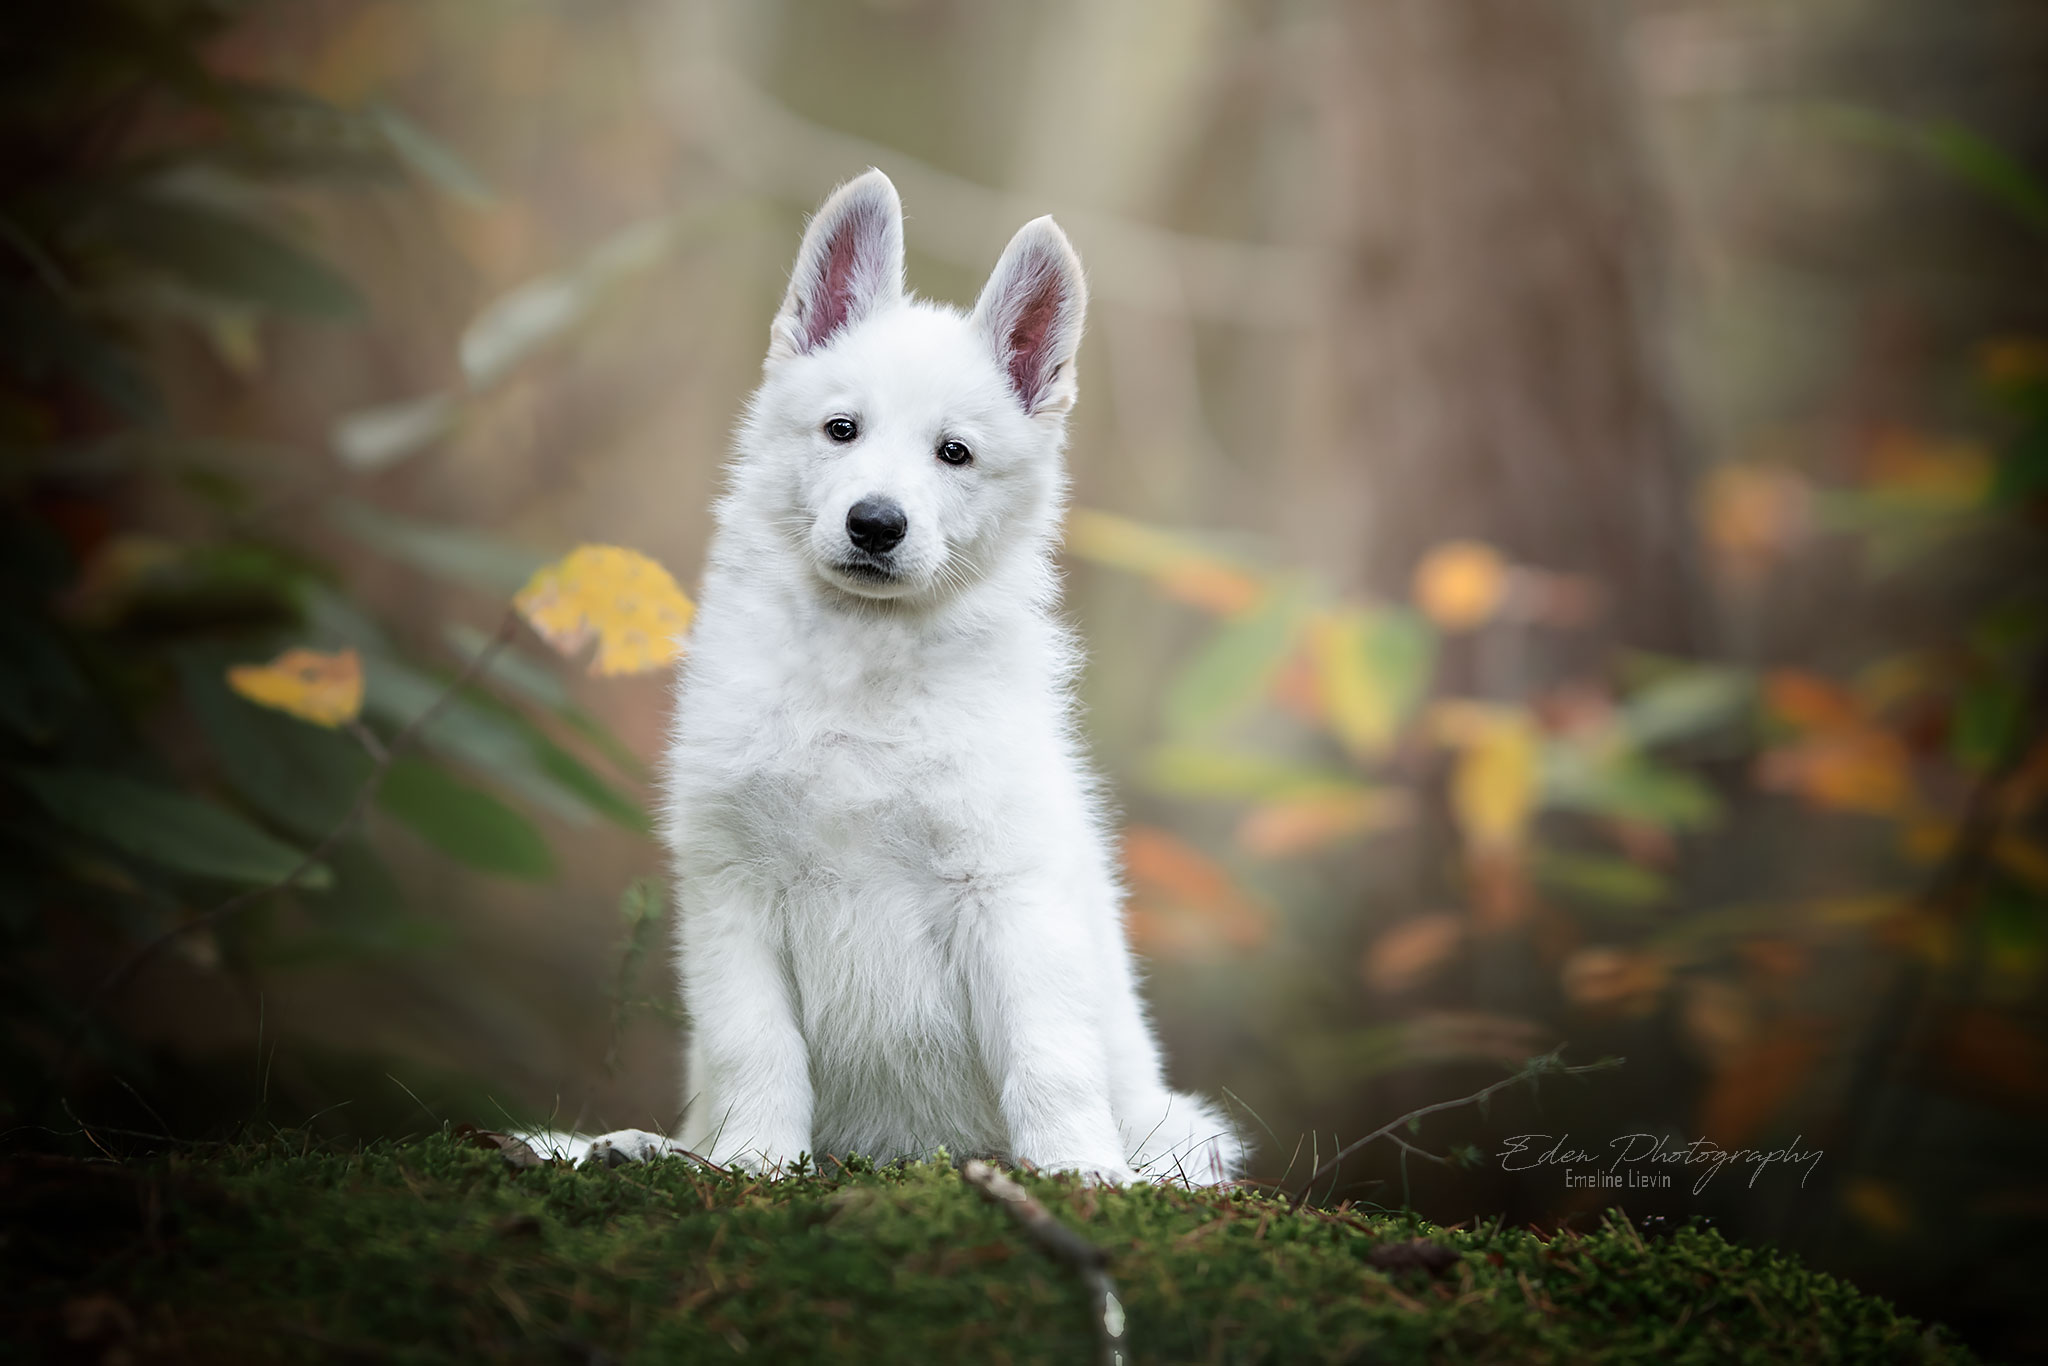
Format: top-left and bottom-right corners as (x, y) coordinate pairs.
(967, 893), (1133, 1185)
(678, 888), (812, 1175)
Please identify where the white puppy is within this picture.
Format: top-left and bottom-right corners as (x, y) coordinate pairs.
(571, 169), (1243, 1186)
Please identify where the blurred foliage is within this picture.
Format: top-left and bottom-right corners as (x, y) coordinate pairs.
(0, 0), (685, 1130)
(1075, 129), (2048, 1273)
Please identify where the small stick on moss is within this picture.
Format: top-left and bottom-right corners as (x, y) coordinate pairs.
(961, 1160), (1129, 1366)
(1289, 1048), (1622, 1212)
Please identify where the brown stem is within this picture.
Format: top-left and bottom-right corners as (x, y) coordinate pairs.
(961, 1160), (1127, 1366)
(1289, 1052), (1620, 1212)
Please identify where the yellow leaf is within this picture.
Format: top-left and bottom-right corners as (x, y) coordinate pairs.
(1434, 703), (1541, 853)
(515, 545), (694, 676)
(227, 648), (365, 728)
(1412, 541), (1507, 631)
(1307, 607), (1434, 757)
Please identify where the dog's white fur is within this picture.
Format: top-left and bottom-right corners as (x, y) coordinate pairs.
(557, 170), (1243, 1186)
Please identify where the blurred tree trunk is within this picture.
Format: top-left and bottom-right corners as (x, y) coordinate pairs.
(1320, 0), (1700, 654)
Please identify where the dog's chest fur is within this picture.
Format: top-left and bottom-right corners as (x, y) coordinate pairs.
(665, 576), (1092, 1156)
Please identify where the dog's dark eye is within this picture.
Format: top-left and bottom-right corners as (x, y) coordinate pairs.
(824, 417), (859, 443)
(937, 439), (973, 467)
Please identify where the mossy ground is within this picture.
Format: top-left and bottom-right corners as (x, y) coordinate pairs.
(3, 1130), (1973, 1364)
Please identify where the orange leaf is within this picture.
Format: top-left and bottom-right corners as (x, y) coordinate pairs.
(1065, 509), (1265, 618)
(1157, 561), (1263, 616)
(1841, 1179), (1912, 1237)
(1980, 336), (2048, 386)
(515, 545), (694, 676)
(1679, 977), (1754, 1068)
(1763, 670), (1860, 730)
(1236, 788), (1411, 858)
(1756, 729), (1914, 816)
(1699, 464), (1812, 576)
(1412, 541), (1507, 631)
(1363, 914), (1464, 994)
(227, 648), (365, 728)
(1560, 947), (1668, 1015)
(1937, 1008), (2048, 1110)
(1697, 1028), (1824, 1147)
(1864, 429), (1992, 506)
(1122, 826), (1269, 957)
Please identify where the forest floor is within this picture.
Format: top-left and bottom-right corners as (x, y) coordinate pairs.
(2, 1128), (1975, 1364)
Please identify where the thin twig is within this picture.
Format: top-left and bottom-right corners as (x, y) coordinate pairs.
(962, 1160), (1128, 1366)
(68, 612), (521, 1052)
(1290, 1050), (1622, 1212)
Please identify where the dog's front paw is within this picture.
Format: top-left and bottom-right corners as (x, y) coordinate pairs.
(580, 1128), (682, 1169)
(1031, 1156), (1137, 1187)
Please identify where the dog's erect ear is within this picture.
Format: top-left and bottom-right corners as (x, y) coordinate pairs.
(972, 217), (1087, 417)
(769, 169), (905, 362)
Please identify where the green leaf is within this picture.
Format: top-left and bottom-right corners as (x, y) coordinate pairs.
(1145, 746), (1364, 802)
(443, 621), (647, 780)
(530, 735), (649, 833)
(1993, 420), (2048, 506)
(258, 839), (450, 967)
(363, 657), (593, 825)
(370, 104), (495, 205)
(177, 650), (372, 840)
(618, 874), (665, 924)
(329, 391), (463, 471)
(0, 603), (88, 743)
(375, 755), (553, 881)
(1953, 677), (2023, 772)
(328, 499), (545, 597)
(1532, 847), (1670, 911)
(1164, 583), (1313, 736)
(96, 193), (363, 318)
(458, 210), (692, 388)
(1621, 667), (1755, 750)
(1823, 106), (2048, 236)
(0, 280), (161, 417)
(1916, 121), (2048, 236)
(1542, 749), (1720, 830)
(13, 767), (329, 888)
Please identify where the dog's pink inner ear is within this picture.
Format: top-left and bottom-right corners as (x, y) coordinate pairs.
(801, 207), (872, 350)
(1005, 274), (1063, 410)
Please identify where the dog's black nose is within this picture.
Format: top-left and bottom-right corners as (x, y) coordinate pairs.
(846, 496), (907, 555)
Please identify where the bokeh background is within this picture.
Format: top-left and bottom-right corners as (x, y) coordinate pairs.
(6, 0), (2046, 1356)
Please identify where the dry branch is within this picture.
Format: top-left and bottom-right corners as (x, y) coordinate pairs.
(961, 1159), (1129, 1366)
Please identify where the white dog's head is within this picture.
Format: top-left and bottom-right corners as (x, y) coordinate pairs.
(732, 169), (1087, 606)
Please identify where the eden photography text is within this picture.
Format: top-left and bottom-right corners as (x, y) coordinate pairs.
(1497, 1133), (1825, 1196)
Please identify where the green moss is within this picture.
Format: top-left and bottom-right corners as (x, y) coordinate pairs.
(4, 1132), (1972, 1364)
